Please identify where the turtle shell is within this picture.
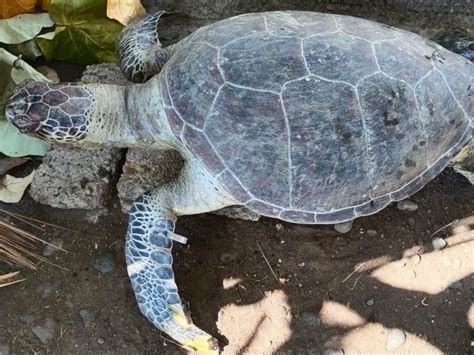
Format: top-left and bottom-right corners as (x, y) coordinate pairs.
(160, 11), (473, 224)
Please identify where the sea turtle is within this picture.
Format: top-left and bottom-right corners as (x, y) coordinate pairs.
(5, 10), (473, 353)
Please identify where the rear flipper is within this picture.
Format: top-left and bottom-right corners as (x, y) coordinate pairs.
(117, 11), (175, 83)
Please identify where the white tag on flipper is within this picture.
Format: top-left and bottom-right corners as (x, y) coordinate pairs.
(169, 232), (188, 244)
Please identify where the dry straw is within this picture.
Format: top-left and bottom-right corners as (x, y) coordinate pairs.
(0, 215), (67, 287)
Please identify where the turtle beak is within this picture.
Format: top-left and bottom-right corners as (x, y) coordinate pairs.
(5, 90), (42, 134)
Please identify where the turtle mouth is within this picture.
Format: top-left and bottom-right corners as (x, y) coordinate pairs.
(5, 92), (43, 134)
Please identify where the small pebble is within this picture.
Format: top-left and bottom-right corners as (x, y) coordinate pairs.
(397, 200), (419, 212)
(334, 221), (353, 234)
(366, 229), (377, 237)
(448, 281), (462, 289)
(94, 252), (114, 273)
(324, 349), (344, 355)
(407, 217), (415, 226)
(37, 281), (53, 298)
(220, 252), (236, 265)
(0, 344), (10, 355)
(79, 309), (96, 328)
(366, 299), (375, 306)
(42, 238), (64, 256)
(31, 318), (58, 344)
(432, 237), (447, 250)
(97, 338), (105, 345)
(275, 223), (284, 231)
(385, 329), (406, 351)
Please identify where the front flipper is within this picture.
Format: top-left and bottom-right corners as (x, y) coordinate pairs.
(126, 195), (218, 353)
(125, 162), (235, 353)
(117, 11), (174, 83)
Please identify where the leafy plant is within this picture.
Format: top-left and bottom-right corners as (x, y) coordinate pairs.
(0, 48), (51, 157)
(0, 13), (54, 44)
(37, 0), (124, 65)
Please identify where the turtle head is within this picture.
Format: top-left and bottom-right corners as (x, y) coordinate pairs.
(5, 80), (92, 144)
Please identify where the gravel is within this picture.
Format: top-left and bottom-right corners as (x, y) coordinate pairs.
(432, 237), (447, 250)
(366, 229), (377, 237)
(385, 328), (406, 351)
(397, 200), (419, 211)
(0, 344), (9, 355)
(31, 318), (58, 344)
(220, 252), (236, 265)
(94, 252), (114, 273)
(79, 309), (96, 328)
(448, 281), (463, 289)
(334, 221), (353, 234)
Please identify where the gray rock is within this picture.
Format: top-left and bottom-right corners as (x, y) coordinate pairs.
(79, 309), (96, 328)
(29, 146), (123, 210)
(452, 138), (473, 184)
(448, 281), (463, 289)
(385, 329), (406, 351)
(366, 298), (375, 306)
(366, 229), (377, 237)
(432, 237), (447, 250)
(94, 252), (114, 273)
(37, 281), (53, 298)
(0, 344), (10, 355)
(117, 148), (183, 213)
(81, 63), (129, 86)
(32, 318), (58, 344)
(397, 200), (419, 212)
(42, 238), (64, 256)
(97, 338), (105, 345)
(324, 350), (344, 355)
(334, 221), (353, 234)
(220, 252), (236, 265)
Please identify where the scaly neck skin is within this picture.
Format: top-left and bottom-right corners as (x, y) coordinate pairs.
(81, 80), (173, 149)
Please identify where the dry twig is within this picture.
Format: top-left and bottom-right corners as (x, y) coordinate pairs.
(256, 242), (282, 286)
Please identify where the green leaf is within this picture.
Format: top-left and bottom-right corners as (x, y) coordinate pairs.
(0, 121), (49, 157)
(36, 0), (123, 65)
(0, 13), (54, 44)
(0, 48), (51, 110)
(0, 48), (50, 157)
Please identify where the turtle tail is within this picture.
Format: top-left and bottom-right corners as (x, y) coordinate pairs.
(117, 11), (168, 83)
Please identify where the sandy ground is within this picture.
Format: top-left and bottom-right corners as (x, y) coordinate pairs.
(0, 167), (472, 354)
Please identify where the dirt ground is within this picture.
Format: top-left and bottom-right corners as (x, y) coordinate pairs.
(0, 165), (473, 354)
